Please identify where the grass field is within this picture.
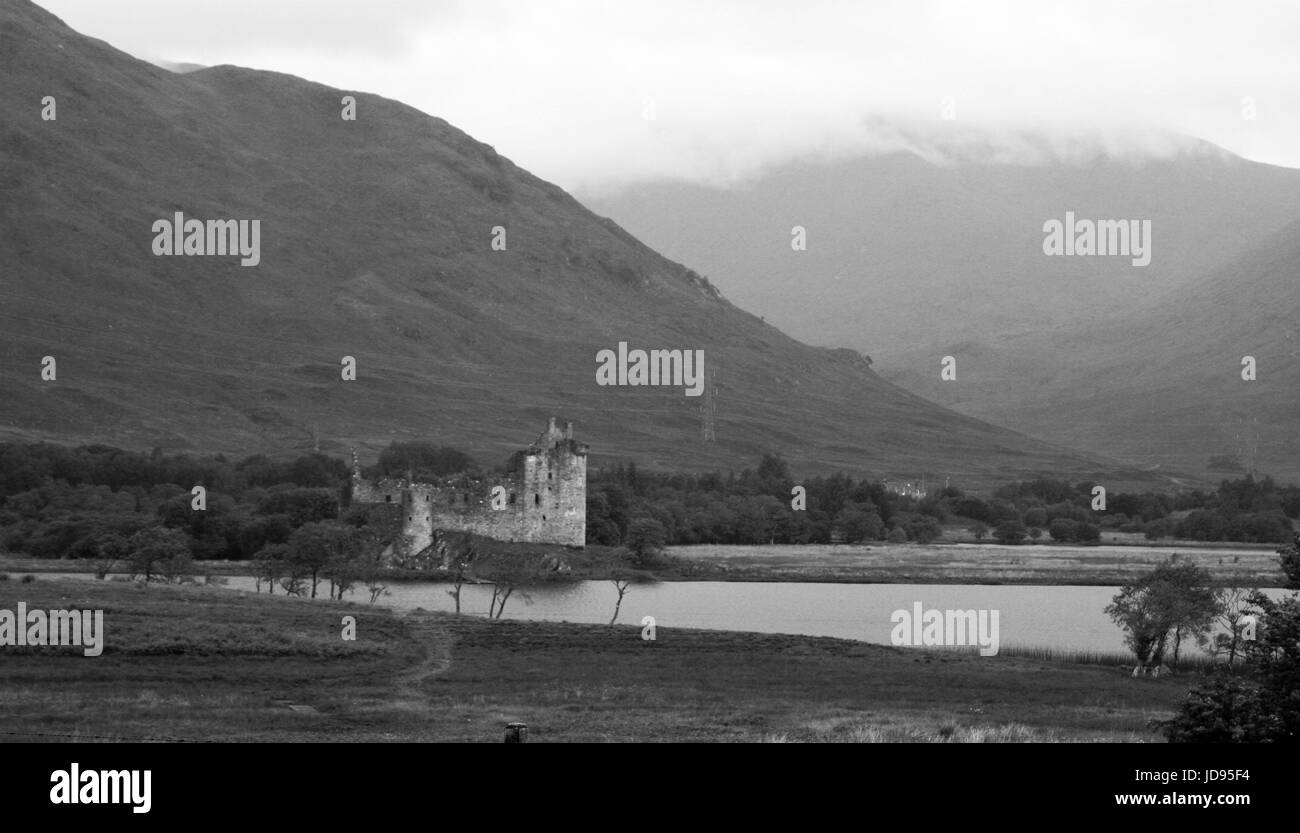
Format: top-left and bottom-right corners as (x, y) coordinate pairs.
(668, 542), (1285, 586)
(0, 577), (1196, 742)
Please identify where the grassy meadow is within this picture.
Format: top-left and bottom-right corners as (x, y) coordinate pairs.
(668, 542), (1285, 585)
(0, 577), (1195, 742)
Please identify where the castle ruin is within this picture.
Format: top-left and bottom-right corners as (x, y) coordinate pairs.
(351, 418), (587, 557)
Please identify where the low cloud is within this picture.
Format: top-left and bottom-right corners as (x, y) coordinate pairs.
(43, 0), (1300, 190)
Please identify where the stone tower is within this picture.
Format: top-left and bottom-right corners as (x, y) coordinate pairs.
(351, 418), (588, 558)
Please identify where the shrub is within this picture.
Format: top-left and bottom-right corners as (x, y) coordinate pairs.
(1049, 518), (1076, 542)
(906, 516), (942, 544)
(20, 574), (35, 584)
(994, 519), (1027, 545)
(1073, 522), (1101, 544)
(625, 517), (668, 568)
(1163, 673), (1278, 742)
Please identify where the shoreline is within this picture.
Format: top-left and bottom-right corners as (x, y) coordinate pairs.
(0, 578), (1192, 741)
(1, 539), (1285, 588)
(3, 565), (1283, 590)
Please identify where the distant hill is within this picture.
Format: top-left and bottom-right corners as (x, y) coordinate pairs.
(586, 136), (1300, 482)
(948, 218), (1300, 482)
(0, 0), (1159, 490)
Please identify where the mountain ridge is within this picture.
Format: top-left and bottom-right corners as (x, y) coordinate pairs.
(584, 129), (1300, 481)
(0, 0), (1161, 490)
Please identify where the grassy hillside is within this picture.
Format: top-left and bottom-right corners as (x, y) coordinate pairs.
(586, 146), (1300, 484)
(585, 147), (1300, 368)
(0, 0), (1156, 489)
(943, 218), (1300, 482)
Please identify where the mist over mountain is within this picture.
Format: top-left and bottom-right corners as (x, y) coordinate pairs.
(0, 0), (1154, 489)
(150, 59), (206, 74)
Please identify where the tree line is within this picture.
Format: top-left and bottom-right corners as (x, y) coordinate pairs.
(1150, 535), (1300, 742)
(1, 443), (1296, 577)
(586, 455), (1298, 547)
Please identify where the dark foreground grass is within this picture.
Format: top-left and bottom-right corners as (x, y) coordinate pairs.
(0, 578), (1193, 742)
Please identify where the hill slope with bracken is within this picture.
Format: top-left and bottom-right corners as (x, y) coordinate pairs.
(0, 0), (1156, 488)
(584, 132), (1300, 483)
(952, 217), (1300, 482)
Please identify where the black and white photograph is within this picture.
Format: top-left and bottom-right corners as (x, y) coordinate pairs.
(0, 0), (1296, 794)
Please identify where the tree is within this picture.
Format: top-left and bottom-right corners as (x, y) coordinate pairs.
(90, 532), (129, 579)
(362, 559), (389, 604)
(755, 453), (792, 496)
(287, 522), (360, 599)
(1073, 521), (1101, 544)
(994, 519), (1027, 545)
(1240, 591), (1300, 737)
(156, 546), (195, 584)
(376, 442), (476, 480)
(1163, 590), (1300, 741)
(837, 504), (883, 543)
(1106, 559), (1223, 675)
(1048, 518), (1075, 542)
(585, 492), (622, 546)
(252, 543), (288, 594)
(324, 550), (364, 600)
(968, 522), (989, 542)
(1161, 674), (1277, 742)
(625, 517), (667, 567)
(127, 526), (190, 583)
(256, 488), (339, 528)
(487, 583), (514, 618)
(1197, 586), (1257, 666)
(1162, 562), (1221, 666)
(906, 515), (942, 544)
(441, 537), (478, 614)
(476, 554), (537, 619)
(610, 578), (632, 625)
(1278, 533), (1300, 589)
(278, 564), (308, 597)
(238, 514), (292, 559)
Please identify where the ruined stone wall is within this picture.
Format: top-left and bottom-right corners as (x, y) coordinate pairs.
(352, 420), (587, 555)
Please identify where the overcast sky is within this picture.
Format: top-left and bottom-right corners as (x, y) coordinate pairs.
(41, 0), (1300, 192)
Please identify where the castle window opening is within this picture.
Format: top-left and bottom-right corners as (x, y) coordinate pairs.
(385, 495), (392, 503)
(509, 492), (516, 504)
(534, 494), (540, 506)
